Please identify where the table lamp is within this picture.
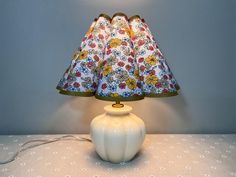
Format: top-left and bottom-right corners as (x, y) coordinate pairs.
(56, 12), (180, 163)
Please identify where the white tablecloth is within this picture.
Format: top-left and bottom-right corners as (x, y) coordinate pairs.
(0, 134), (236, 177)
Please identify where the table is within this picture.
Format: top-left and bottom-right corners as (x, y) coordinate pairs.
(0, 134), (236, 177)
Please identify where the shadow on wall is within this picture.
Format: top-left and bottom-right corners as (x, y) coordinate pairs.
(48, 91), (190, 134)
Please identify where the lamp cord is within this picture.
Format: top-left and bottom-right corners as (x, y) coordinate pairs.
(0, 135), (92, 165)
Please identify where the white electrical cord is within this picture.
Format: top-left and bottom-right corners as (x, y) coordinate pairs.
(0, 135), (92, 165)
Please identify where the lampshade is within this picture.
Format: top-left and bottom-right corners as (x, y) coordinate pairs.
(129, 16), (180, 97)
(56, 13), (180, 101)
(57, 14), (111, 96)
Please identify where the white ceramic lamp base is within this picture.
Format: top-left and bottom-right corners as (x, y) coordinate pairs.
(90, 105), (145, 163)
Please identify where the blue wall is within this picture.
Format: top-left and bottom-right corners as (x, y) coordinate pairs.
(0, 0), (235, 134)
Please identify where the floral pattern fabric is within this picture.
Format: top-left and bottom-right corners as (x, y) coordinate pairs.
(57, 15), (111, 96)
(96, 15), (143, 100)
(57, 13), (180, 101)
(130, 17), (180, 96)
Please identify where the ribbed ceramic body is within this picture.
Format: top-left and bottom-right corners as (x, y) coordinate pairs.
(90, 105), (145, 163)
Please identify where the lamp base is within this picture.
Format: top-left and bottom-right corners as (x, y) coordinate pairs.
(90, 104), (145, 163)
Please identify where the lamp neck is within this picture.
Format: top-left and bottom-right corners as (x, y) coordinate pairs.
(112, 100), (124, 108)
(104, 105), (132, 115)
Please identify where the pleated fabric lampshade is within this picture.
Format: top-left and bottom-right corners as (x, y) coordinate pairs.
(129, 16), (180, 97)
(57, 14), (111, 96)
(57, 12), (180, 101)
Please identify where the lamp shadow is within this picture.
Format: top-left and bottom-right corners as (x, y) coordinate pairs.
(86, 147), (149, 170)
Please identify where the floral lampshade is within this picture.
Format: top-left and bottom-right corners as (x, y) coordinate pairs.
(56, 13), (180, 101)
(129, 16), (180, 96)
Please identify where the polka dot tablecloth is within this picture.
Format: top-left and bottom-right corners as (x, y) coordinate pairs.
(0, 134), (236, 177)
